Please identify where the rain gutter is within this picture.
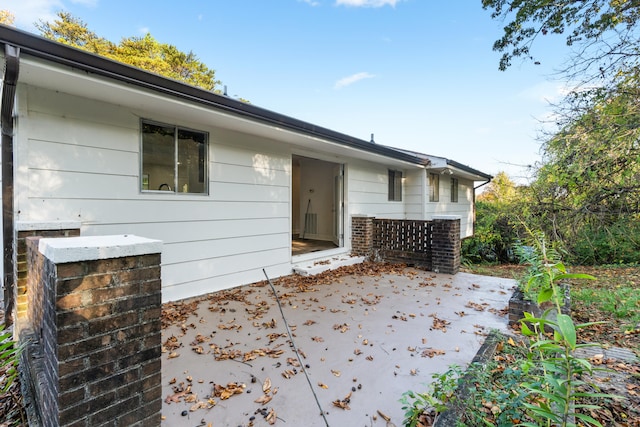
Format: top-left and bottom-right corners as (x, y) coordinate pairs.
(2, 43), (19, 325)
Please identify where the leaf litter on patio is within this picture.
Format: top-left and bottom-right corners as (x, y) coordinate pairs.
(161, 261), (513, 426)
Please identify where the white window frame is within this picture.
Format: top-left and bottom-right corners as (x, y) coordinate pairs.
(451, 177), (459, 203)
(388, 169), (403, 202)
(429, 173), (439, 202)
(140, 119), (209, 195)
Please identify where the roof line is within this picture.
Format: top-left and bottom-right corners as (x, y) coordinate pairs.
(382, 146), (492, 180)
(0, 25), (428, 166)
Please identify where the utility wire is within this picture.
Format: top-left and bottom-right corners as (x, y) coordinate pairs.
(263, 268), (330, 427)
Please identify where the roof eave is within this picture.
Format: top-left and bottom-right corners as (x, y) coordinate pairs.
(0, 24), (428, 167)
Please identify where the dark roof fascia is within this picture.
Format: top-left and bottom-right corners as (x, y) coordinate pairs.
(445, 159), (492, 181)
(382, 145), (492, 181)
(0, 25), (427, 167)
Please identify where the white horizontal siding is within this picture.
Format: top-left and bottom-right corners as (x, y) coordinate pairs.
(425, 177), (475, 238)
(347, 161), (405, 220)
(404, 169), (423, 218)
(17, 85), (293, 302)
(86, 217), (289, 244)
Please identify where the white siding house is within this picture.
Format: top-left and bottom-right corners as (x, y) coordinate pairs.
(0, 26), (491, 303)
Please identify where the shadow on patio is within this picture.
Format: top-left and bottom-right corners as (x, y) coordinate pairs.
(160, 262), (516, 427)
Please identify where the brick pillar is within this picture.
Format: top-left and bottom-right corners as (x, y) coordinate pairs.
(15, 221), (81, 336)
(431, 216), (461, 275)
(351, 215), (374, 257)
(23, 235), (162, 427)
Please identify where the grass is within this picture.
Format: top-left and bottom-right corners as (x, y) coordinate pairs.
(572, 286), (640, 327)
(462, 263), (640, 352)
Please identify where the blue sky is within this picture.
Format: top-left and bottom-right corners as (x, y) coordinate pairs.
(2, 0), (572, 183)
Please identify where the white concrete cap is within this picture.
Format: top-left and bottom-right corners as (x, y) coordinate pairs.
(16, 220), (82, 231)
(38, 235), (162, 264)
(433, 215), (461, 220)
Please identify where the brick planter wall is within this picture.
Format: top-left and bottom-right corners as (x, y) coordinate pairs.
(508, 286), (571, 333)
(431, 217), (461, 275)
(352, 216), (461, 275)
(15, 221), (81, 337)
(372, 218), (432, 268)
(20, 235), (162, 427)
(351, 215), (374, 257)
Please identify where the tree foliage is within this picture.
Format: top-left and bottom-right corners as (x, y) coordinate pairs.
(525, 72), (640, 263)
(36, 12), (220, 91)
(482, 0), (640, 81)
(0, 10), (15, 26)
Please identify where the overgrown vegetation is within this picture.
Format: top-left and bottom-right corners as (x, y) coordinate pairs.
(0, 324), (25, 426)
(403, 240), (633, 426)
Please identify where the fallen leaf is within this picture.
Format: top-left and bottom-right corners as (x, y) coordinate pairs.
(189, 401), (209, 411)
(254, 394), (273, 404)
(263, 377), (271, 393)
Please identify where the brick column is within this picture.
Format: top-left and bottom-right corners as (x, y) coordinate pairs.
(15, 221), (81, 336)
(351, 215), (374, 257)
(431, 216), (461, 275)
(22, 235), (162, 427)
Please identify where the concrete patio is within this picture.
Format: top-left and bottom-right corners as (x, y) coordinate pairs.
(160, 263), (516, 427)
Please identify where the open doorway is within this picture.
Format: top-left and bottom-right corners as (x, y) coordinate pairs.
(292, 155), (343, 256)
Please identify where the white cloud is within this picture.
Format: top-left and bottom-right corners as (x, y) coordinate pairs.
(336, 0), (401, 7)
(0, 0), (95, 31)
(334, 72), (375, 89)
(518, 81), (579, 105)
(70, 0), (97, 6)
(299, 0), (321, 6)
(138, 26), (149, 35)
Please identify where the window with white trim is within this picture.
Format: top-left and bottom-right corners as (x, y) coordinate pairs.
(429, 173), (439, 202)
(141, 120), (208, 194)
(450, 177), (459, 203)
(388, 169), (402, 201)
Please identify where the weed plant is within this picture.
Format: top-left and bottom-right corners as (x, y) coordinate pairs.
(401, 233), (623, 427)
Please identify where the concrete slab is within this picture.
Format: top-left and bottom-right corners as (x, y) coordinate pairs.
(160, 265), (516, 427)
(293, 254), (367, 276)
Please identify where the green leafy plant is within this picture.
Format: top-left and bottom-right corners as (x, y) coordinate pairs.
(401, 231), (625, 427)
(400, 365), (463, 427)
(515, 234), (623, 427)
(0, 324), (21, 393)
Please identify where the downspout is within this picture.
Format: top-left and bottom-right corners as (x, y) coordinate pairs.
(472, 179), (491, 236)
(2, 44), (19, 325)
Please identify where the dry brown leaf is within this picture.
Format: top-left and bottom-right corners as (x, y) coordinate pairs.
(332, 391), (352, 410)
(254, 394), (273, 404)
(266, 408), (277, 425)
(189, 401), (208, 411)
(263, 377), (271, 393)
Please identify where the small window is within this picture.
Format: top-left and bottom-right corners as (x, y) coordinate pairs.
(388, 170), (402, 201)
(141, 120), (208, 194)
(451, 177), (459, 203)
(429, 173), (439, 202)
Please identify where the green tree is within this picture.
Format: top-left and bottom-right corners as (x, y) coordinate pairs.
(0, 10), (15, 26)
(525, 72), (640, 263)
(482, 0), (640, 82)
(464, 172), (525, 263)
(478, 171), (517, 203)
(36, 12), (220, 91)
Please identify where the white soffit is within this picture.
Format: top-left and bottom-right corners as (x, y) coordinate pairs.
(17, 56), (421, 169)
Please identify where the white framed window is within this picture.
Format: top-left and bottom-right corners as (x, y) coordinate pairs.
(429, 173), (439, 202)
(141, 120), (208, 194)
(451, 177), (459, 203)
(388, 169), (402, 201)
